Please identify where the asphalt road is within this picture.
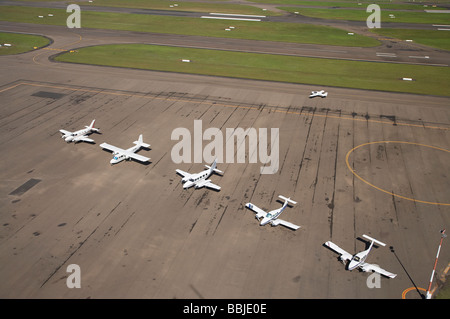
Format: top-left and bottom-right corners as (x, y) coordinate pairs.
(0, 11), (449, 300)
(1, 21), (449, 67)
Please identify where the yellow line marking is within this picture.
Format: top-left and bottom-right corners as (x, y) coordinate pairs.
(32, 33), (82, 65)
(346, 141), (450, 206)
(1, 82), (450, 132)
(34, 47), (76, 52)
(402, 287), (426, 299)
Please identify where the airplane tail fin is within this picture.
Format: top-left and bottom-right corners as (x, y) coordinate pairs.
(133, 134), (150, 148)
(87, 119), (100, 132)
(362, 234), (386, 247)
(278, 195), (297, 206)
(205, 159), (223, 174)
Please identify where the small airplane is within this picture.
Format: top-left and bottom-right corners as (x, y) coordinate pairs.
(245, 195), (300, 230)
(59, 119), (99, 143)
(176, 159), (223, 191)
(309, 90), (328, 98)
(324, 234), (397, 278)
(99, 134), (150, 165)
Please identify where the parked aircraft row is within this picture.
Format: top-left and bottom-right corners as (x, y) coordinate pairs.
(246, 196), (396, 278)
(59, 119), (396, 279)
(59, 120), (151, 165)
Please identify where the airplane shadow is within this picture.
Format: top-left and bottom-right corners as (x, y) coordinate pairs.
(390, 245), (425, 299)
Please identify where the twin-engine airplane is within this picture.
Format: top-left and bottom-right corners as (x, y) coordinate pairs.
(59, 119), (99, 143)
(325, 234), (397, 278)
(309, 90), (328, 98)
(176, 159), (223, 191)
(100, 134), (150, 165)
(245, 195), (300, 230)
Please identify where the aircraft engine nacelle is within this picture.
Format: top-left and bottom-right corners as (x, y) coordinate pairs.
(65, 136), (74, 142)
(125, 155), (130, 161)
(195, 180), (209, 188)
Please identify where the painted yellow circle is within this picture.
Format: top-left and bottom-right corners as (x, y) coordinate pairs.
(346, 141), (450, 206)
(402, 287), (426, 299)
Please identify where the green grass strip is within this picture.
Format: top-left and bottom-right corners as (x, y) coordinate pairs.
(371, 28), (450, 51)
(249, 0), (446, 10)
(73, 0), (279, 16)
(0, 5), (380, 47)
(280, 7), (450, 24)
(54, 44), (450, 96)
(0, 32), (50, 55)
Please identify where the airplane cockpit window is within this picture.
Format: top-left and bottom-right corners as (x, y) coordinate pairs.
(266, 213), (272, 218)
(353, 256), (360, 262)
(113, 156), (118, 160)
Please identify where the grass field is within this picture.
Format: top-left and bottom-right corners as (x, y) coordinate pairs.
(73, 0), (279, 16)
(435, 278), (450, 299)
(54, 44), (450, 97)
(371, 28), (450, 51)
(0, 5), (380, 47)
(281, 7), (450, 24)
(249, 0), (447, 10)
(0, 32), (50, 55)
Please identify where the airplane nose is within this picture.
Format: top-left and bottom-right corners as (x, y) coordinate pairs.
(348, 260), (358, 270)
(110, 159), (116, 165)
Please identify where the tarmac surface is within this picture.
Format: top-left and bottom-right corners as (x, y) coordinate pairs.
(0, 6), (449, 300)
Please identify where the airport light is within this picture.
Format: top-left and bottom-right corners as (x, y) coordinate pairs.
(426, 229), (446, 299)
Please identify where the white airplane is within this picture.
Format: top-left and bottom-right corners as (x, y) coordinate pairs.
(59, 119), (99, 143)
(99, 134), (150, 165)
(245, 195), (300, 230)
(309, 90), (328, 98)
(324, 234), (397, 278)
(176, 159), (223, 191)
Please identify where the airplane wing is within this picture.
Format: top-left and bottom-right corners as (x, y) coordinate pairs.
(124, 151), (150, 163)
(99, 142), (124, 153)
(195, 179), (221, 191)
(271, 218), (300, 230)
(59, 129), (72, 136)
(324, 241), (353, 262)
(360, 263), (397, 278)
(202, 181), (221, 191)
(245, 203), (266, 219)
(73, 135), (94, 143)
(175, 169), (190, 178)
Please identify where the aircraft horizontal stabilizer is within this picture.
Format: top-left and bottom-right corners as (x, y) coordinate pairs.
(278, 195), (297, 205)
(205, 165), (223, 174)
(134, 140), (150, 148)
(362, 234), (386, 247)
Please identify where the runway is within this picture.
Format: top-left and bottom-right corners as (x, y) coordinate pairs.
(0, 9), (449, 300)
(1, 21), (449, 67)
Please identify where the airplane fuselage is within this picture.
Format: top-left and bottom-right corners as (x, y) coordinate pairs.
(110, 145), (141, 164)
(347, 244), (373, 270)
(63, 127), (92, 142)
(182, 169), (211, 189)
(259, 204), (287, 226)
